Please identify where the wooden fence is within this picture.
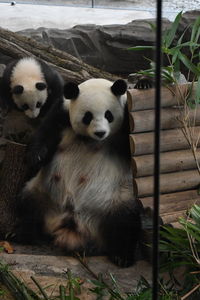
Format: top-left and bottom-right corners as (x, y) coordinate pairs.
(128, 84), (200, 227)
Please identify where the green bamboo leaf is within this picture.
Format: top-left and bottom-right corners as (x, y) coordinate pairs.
(127, 46), (155, 51)
(178, 52), (200, 75)
(164, 11), (183, 48)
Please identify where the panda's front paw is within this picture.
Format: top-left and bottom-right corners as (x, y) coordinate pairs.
(26, 146), (48, 168)
(109, 253), (135, 268)
(134, 77), (154, 89)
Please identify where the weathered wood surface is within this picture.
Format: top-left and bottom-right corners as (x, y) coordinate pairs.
(132, 149), (200, 177)
(129, 126), (200, 156)
(129, 106), (200, 133)
(128, 85), (200, 227)
(0, 141), (27, 238)
(141, 189), (200, 226)
(0, 27), (119, 84)
(133, 169), (200, 197)
(127, 83), (194, 112)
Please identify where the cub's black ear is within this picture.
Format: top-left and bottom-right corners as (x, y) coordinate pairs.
(111, 79), (127, 96)
(12, 85), (24, 94)
(64, 82), (79, 100)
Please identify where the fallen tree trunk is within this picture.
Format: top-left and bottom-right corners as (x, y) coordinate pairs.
(0, 141), (27, 239)
(0, 27), (119, 83)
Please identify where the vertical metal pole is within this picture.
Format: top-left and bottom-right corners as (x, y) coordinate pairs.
(152, 0), (162, 299)
(91, 0), (94, 8)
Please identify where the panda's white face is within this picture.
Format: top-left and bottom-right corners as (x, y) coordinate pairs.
(68, 79), (126, 141)
(10, 57), (48, 119)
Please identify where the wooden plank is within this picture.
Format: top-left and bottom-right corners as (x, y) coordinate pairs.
(161, 210), (187, 225)
(127, 83), (193, 112)
(133, 170), (200, 197)
(129, 106), (200, 133)
(132, 149), (200, 177)
(129, 126), (200, 155)
(140, 189), (200, 213)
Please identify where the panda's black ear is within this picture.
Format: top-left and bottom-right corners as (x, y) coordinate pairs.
(12, 85), (24, 94)
(111, 80), (127, 96)
(64, 82), (79, 100)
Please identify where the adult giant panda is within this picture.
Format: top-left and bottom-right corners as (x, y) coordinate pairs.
(18, 78), (141, 268)
(0, 57), (63, 119)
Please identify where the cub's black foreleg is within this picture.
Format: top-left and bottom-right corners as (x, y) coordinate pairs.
(101, 204), (141, 268)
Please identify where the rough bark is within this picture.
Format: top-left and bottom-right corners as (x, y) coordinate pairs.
(0, 141), (27, 239)
(0, 27), (119, 83)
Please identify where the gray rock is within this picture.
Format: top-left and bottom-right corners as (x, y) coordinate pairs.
(17, 19), (171, 75)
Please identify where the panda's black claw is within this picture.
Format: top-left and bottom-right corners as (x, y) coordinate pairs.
(134, 77), (154, 90)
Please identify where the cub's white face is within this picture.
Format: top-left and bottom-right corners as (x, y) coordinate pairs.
(10, 57), (48, 118)
(68, 79), (126, 141)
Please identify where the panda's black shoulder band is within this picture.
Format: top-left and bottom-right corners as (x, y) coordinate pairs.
(111, 79), (127, 96)
(64, 82), (79, 100)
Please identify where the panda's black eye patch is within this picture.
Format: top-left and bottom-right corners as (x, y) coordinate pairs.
(35, 82), (47, 91)
(105, 110), (114, 123)
(21, 104), (29, 111)
(82, 111), (93, 125)
(36, 102), (42, 108)
(12, 85), (24, 94)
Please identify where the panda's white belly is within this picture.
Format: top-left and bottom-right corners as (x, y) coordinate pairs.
(40, 129), (133, 214)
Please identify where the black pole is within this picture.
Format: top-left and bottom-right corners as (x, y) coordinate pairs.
(91, 0), (94, 8)
(152, 0), (162, 299)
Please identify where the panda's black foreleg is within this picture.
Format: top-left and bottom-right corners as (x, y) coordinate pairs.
(26, 100), (69, 176)
(101, 204), (142, 268)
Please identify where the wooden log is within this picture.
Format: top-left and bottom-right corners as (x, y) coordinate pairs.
(133, 169), (200, 197)
(141, 189), (200, 213)
(132, 149), (200, 177)
(161, 210), (187, 225)
(127, 83), (194, 112)
(129, 126), (200, 155)
(129, 106), (200, 133)
(0, 27), (119, 84)
(0, 141), (27, 239)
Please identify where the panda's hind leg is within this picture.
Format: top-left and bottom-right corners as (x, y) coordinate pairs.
(100, 203), (142, 268)
(15, 177), (50, 243)
(45, 211), (90, 252)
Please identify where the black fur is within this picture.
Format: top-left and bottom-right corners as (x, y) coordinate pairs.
(134, 76), (154, 89)
(111, 79), (127, 96)
(64, 82), (79, 99)
(0, 57), (64, 118)
(100, 202), (141, 267)
(26, 100), (70, 177)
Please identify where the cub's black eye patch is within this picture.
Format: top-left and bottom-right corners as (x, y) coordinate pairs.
(105, 110), (114, 123)
(21, 104), (29, 111)
(35, 82), (47, 91)
(82, 111), (93, 125)
(12, 85), (24, 94)
(36, 102), (42, 108)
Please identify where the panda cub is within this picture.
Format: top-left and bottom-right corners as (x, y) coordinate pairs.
(19, 78), (141, 267)
(0, 57), (63, 119)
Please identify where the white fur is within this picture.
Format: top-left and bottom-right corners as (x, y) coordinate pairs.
(68, 79), (126, 141)
(23, 78), (132, 250)
(10, 57), (47, 118)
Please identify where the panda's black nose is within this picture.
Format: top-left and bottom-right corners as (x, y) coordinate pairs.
(94, 131), (106, 138)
